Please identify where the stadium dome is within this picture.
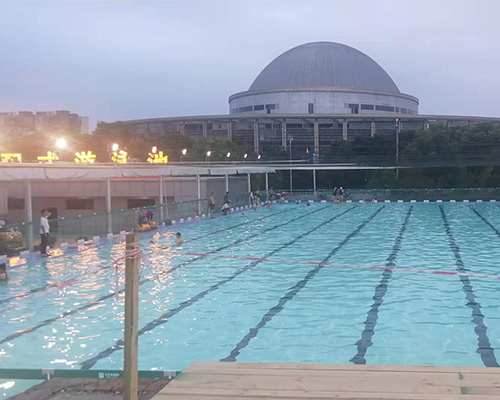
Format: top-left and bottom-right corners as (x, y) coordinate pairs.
(229, 41), (418, 116)
(249, 42), (400, 94)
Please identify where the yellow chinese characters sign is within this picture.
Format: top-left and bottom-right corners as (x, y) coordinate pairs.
(74, 151), (96, 163)
(147, 151), (168, 164)
(37, 151), (59, 163)
(111, 150), (128, 163)
(0, 153), (22, 163)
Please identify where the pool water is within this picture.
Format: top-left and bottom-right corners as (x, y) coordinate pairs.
(1, 202), (500, 395)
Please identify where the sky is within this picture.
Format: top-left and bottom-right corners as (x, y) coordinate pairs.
(1, 0), (499, 129)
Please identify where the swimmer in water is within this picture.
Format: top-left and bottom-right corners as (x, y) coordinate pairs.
(175, 232), (184, 246)
(306, 201), (311, 206)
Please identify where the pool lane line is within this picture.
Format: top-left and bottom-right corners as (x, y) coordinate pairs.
(468, 205), (500, 238)
(0, 205), (331, 348)
(220, 205), (386, 363)
(350, 206), (413, 365)
(79, 205), (358, 370)
(175, 251), (500, 280)
(0, 205), (300, 307)
(439, 205), (499, 367)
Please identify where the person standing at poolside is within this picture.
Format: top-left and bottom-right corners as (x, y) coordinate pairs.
(40, 209), (51, 257)
(269, 187), (275, 202)
(209, 192), (216, 219)
(332, 187), (338, 203)
(338, 187), (345, 202)
(224, 191), (230, 204)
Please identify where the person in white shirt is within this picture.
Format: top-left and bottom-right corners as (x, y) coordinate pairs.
(40, 209), (51, 257)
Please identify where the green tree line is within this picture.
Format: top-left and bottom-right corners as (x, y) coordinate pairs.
(3, 121), (500, 189)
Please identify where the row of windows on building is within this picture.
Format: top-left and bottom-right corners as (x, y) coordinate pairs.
(231, 102), (416, 115)
(230, 104), (279, 114)
(345, 103), (416, 115)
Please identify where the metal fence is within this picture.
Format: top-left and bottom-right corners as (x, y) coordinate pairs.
(1, 193), (252, 255)
(5, 188), (497, 256)
(268, 188), (500, 202)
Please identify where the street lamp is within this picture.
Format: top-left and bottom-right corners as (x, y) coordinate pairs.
(257, 154), (261, 160)
(284, 130), (294, 192)
(226, 152), (231, 158)
(205, 150), (211, 162)
(244, 153), (248, 159)
(55, 138), (67, 160)
(152, 146), (157, 154)
(181, 148), (187, 162)
(112, 143), (119, 152)
(284, 130), (293, 164)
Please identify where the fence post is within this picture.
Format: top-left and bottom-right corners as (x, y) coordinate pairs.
(197, 174), (201, 216)
(159, 177), (164, 223)
(25, 180), (33, 250)
(106, 178), (112, 235)
(124, 233), (139, 400)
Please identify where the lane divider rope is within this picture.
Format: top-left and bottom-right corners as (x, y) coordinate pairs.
(180, 251), (500, 280)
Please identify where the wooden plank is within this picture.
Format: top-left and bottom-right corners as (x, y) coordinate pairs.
(175, 368), (464, 386)
(154, 362), (500, 400)
(155, 386), (500, 400)
(187, 362), (500, 375)
(168, 373), (462, 394)
(185, 365), (464, 379)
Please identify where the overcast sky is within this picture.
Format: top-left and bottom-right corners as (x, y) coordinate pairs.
(1, 0), (499, 129)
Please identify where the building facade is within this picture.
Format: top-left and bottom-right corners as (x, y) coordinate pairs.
(0, 110), (89, 137)
(229, 42), (419, 116)
(122, 41), (500, 157)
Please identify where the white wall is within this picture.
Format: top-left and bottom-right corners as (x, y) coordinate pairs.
(229, 90), (418, 115)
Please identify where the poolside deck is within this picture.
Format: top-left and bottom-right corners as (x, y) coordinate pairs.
(153, 362), (500, 399)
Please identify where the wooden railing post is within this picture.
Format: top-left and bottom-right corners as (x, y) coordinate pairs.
(124, 233), (139, 400)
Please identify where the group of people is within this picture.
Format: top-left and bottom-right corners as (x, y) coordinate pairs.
(250, 189), (262, 208)
(208, 191), (233, 218)
(332, 187), (346, 203)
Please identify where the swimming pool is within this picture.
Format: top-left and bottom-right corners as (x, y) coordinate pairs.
(1, 202), (500, 395)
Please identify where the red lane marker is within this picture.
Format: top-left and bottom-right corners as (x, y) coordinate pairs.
(180, 252), (500, 280)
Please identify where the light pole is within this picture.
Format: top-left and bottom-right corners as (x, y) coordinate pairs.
(181, 148), (187, 162)
(55, 137), (67, 161)
(284, 130), (294, 164)
(151, 146), (157, 154)
(205, 150), (211, 162)
(284, 130), (294, 193)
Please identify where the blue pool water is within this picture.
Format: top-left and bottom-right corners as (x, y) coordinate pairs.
(1, 202), (500, 396)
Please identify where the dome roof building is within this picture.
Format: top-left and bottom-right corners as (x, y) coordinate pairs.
(229, 42), (418, 116)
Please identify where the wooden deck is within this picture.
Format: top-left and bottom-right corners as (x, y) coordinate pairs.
(154, 362), (500, 399)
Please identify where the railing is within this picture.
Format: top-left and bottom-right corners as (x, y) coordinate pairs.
(0, 194), (252, 255)
(268, 188), (500, 202)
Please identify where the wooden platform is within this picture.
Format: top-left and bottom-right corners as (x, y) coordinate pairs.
(153, 362), (500, 399)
